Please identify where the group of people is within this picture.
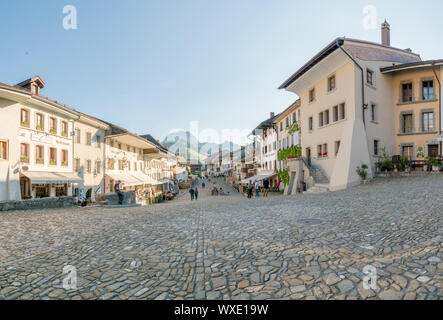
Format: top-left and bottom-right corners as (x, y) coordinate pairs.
(246, 178), (270, 198)
(189, 187), (199, 201)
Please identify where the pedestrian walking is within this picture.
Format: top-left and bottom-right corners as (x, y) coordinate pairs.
(247, 181), (253, 199)
(189, 188), (195, 201)
(114, 180), (124, 205)
(194, 187), (199, 200)
(202, 182), (206, 189)
(254, 180), (260, 197)
(263, 179), (270, 197)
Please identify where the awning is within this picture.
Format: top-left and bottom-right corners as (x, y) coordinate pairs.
(22, 171), (82, 184)
(106, 172), (144, 187)
(158, 178), (174, 184)
(131, 172), (162, 186)
(241, 172), (277, 184)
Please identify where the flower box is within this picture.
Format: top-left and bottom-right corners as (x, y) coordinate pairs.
(50, 159), (57, 165)
(61, 161), (68, 166)
(36, 158), (44, 164)
(37, 126), (44, 131)
(318, 153), (322, 157)
(62, 131), (68, 137)
(287, 155), (298, 159)
(323, 153), (328, 157)
(20, 156), (29, 163)
(50, 128), (57, 134)
(21, 121), (29, 127)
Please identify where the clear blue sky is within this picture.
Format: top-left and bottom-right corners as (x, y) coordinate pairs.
(1, 0), (442, 143)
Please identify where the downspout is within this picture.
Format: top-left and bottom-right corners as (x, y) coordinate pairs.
(336, 39), (367, 127)
(432, 62), (442, 156)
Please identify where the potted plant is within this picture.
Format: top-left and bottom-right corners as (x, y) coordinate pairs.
(429, 158), (440, 172)
(356, 164), (369, 183)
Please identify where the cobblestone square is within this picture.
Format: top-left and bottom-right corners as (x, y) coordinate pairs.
(0, 175), (442, 300)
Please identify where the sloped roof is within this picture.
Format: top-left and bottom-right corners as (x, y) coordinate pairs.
(140, 134), (169, 153)
(279, 37), (421, 90)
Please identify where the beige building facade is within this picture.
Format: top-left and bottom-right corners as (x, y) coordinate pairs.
(73, 113), (110, 201)
(279, 24), (429, 191)
(0, 77), (81, 201)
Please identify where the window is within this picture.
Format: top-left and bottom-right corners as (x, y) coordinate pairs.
(402, 114), (413, 133)
(35, 145), (44, 164)
(20, 143), (29, 163)
(20, 109), (30, 127)
(280, 123), (283, 132)
(86, 132), (92, 146)
(319, 112), (324, 127)
(74, 158), (80, 172)
(402, 83), (413, 102)
(61, 121), (68, 137)
(324, 110), (330, 125)
(367, 69), (374, 86)
(335, 141), (341, 157)
(402, 146), (413, 160)
(328, 75), (336, 92)
(96, 135), (101, 148)
(422, 112), (435, 132)
(96, 161), (102, 174)
(107, 158), (115, 170)
(374, 140), (379, 156)
(309, 117), (313, 131)
(49, 117), (57, 134)
(118, 143), (122, 150)
(292, 112), (297, 124)
(75, 128), (81, 144)
(134, 162), (137, 171)
(323, 144), (328, 157)
(61, 150), (68, 166)
(370, 103), (377, 122)
(49, 148), (57, 165)
(36, 113), (44, 131)
(339, 103), (346, 120)
(317, 144), (328, 158)
(333, 106), (339, 122)
(0, 140), (8, 160)
(309, 88), (315, 102)
(286, 117), (289, 128)
(422, 81), (434, 101)
(118, 160), (124, 170)
(86, 160), (92, 173)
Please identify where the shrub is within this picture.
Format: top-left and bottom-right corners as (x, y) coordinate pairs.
(356, 164), (369, 181)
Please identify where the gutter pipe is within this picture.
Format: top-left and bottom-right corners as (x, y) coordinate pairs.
(336, 39), (367, 127)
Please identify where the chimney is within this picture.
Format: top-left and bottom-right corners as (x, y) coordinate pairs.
(381, 20), (390, 46)
(270, 112), (275, 119)
(16, 76), (45, 96)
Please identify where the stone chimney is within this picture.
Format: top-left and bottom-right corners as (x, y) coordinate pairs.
(381, 20), (390, 46)
(270, 112), (275, 119)
(16, 76), (45, 96)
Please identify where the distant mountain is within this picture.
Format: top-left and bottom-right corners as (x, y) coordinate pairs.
(162, 130), (242, 162)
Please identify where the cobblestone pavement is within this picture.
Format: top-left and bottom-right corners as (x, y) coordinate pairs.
(0, 175), (442, 300)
